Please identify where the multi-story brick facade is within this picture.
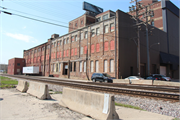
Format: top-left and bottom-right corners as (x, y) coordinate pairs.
(23, 1), (179, 79)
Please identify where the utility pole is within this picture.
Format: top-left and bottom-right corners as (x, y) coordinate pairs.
(129, 0), (154, 77)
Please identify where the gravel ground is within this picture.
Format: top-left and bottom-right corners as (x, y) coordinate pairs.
(46, 84), (180, 118)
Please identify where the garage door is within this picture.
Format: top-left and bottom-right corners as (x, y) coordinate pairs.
(160, 66), (166, 76)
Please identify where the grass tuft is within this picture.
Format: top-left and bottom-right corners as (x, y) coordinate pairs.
(173, 118), (180, 120)
(0, 76), (18, 89)
(115, 102), (144, 110)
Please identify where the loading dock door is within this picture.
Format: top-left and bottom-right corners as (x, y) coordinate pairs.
(160, 66), (166, 76)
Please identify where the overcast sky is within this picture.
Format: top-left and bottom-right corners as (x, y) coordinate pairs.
(0, 0), (179, 64)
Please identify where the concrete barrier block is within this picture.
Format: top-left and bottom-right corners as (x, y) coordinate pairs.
(27, 81), (51, 100)
(131, 80), (153, 85)
(153, 80), (180, 87)
(16, 80), (28, 92)
(113, 79), (129, 84)
(59, 87), (119, 120)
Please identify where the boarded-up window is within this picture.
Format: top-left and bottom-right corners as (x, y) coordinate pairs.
(96, 27), (100, 35)
(110, 41), (115, 50)
(84, 46), (87, 54)
(110, 59), (114, 72)
(79, 61), (82, 72)
(72, 36), (74, 42)
(95, 60), (99, 72)
(91, 61), (93, 72)
(71, 49), (74, 56)
(104, 25), (108, 33)
(84, 61), (86, 72)
(110, 23), (114, 32)
(60, 52), (61, 58)
(64, 51), (66, 57)
(54, 53), (56, 58)
(91, 44), (94, 53)
(85, 31), (88, 39)
(104, 42), (108, 51)
(75, 48), (77, 55)
(59, 63), (61, 72)
(75, 35), (77, 41)
(57, 52), (59, 58)
(66, 50), (69, 56)
(104, 60), (107, 72)
(96, 43), (100, 52)
(81, 47), (83, 55)
(91, 29), (95, 37)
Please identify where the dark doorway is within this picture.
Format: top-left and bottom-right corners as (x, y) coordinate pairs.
(63, 63), (68, 75)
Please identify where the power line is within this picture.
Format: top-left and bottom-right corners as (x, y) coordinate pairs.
(0, 6), (68, 25)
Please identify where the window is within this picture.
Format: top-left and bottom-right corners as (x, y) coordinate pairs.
(63, 51), (66, 57)
(110, 41), (115, 50)
(75, 48), (77, 55)
(81, 20), (83, 25)
(104, 42), (108, 51)
(60, 40), (62, 45)
(96, 17), (101, 22)
(91, 29), (95, 37)
(17, 63), (20, 66)
(110, 59), (114, 72)
(85, 31), (88, 39)
(59, 63), (61, 72)
(74, 62), (76, 71)
(91, 61), (94, 72)
(103, 14), (108, 20)
(75, 23), (77, 27)
(71, 49), (74, 56)
(54, 42), (56, 47)
(110, 23), (115, 32)
(66, 50), (69, 56)
(104, 60), (107, 72)
(104, 25), (108, 33)
(57, 41), (60, 46)
(84, 61), (86, 72)
(79, 61), (82, 72)
(84, 46), (87, 54)
(81, 47), (83, 55)
(91, 44), (94, 53)
(75, 35), (77, 41)
(54, 64), (56, 72)
(151, 21), (154, 26)
(96, 43), (100, 52)
(56, 63), (58, 72)
(70, 62), (72, 72)
(67, 38), (69, 44)
(71, 36), (74, 42)
(96, 27), (100, 35)
(95, 60), (99, 72)
(64, 39), (66, 44)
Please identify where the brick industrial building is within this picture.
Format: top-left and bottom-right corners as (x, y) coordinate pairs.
(23, 0), (179, 79)
(7, 58), (25, 75)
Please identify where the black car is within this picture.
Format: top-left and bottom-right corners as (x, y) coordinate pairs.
(91, 73), (113, 83)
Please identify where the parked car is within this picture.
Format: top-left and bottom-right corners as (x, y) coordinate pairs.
(145, 76), (157, 80)
(124, 76), (144, 80)
(91, 73), (113, 83)
(150, 74), (171, 81)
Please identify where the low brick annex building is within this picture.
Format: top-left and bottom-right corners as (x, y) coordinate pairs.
(7, 58), (25, 75)
(23, 0), (179, 79)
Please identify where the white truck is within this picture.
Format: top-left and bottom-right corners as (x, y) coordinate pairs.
(23, 66), (39, 75)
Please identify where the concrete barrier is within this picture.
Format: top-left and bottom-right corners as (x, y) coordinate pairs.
(59, 87), (119, 120)
(27, 81), (51, 100)
(130, 80), (153, 85)
(153, 80), (180, 87)
(16, 80), (28, 92)
(113, 79), (130, 84)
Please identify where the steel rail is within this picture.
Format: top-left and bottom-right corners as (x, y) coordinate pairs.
(1, 74), (180, 101)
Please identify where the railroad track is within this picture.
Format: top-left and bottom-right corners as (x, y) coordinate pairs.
(1, 74), (180, 101)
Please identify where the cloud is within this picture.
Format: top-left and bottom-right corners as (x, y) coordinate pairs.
(22, 26), (27, 29)
(5, 32), (38, 43)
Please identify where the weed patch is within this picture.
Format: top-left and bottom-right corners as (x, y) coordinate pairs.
(0, 76), (18, 89)
(115, 102), (144, 111)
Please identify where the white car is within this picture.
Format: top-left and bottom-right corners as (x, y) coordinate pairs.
(125, 76), (144, 80)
